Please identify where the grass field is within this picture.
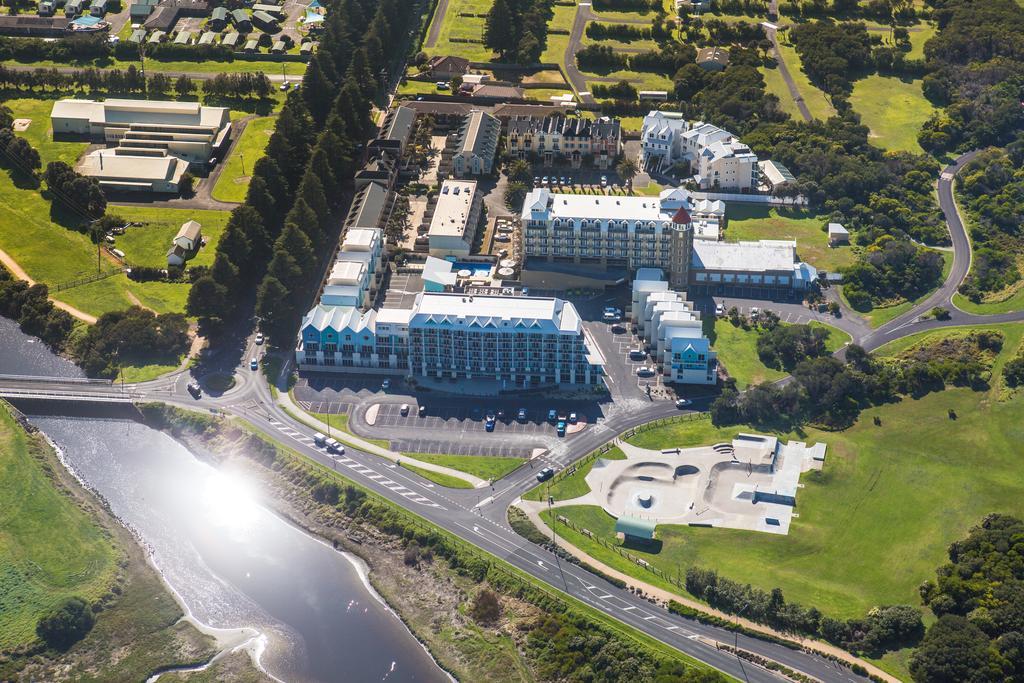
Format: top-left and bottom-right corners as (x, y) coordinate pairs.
(401, 452), (527, 481)
(523, 447), (626, 502)
(0, 404), (119, 649)
(775, 40), (836, 120)
(707, 318), (851, 389)
(115, 207), (230, 270)
(541, 5), (576, 64)
(850, 75), (934, 154)
(211, 115), (276, 203)
(538, 323), (1024, 645)
(724, 205), (854, 272)
(759, 63), (803, 120)
(953, 288), (1024, 315)
(423, 0), (495, 61)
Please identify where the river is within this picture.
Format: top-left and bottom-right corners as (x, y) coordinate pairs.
(0, 319), (447, 683)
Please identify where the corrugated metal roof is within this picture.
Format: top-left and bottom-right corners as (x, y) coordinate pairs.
(615, 516), (656, 539)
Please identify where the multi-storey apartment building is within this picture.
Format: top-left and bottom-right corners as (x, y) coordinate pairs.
(631, 269), (717, 385)
(507, 115), (622, 169)
(640, 111), (759, 191)
(298, 293), (605, 386)
(451, 110), (500, 177)
(428, 179), (482, 256)
(520, 187), (695, 287)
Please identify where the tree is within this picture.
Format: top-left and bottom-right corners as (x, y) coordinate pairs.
(179, 171), (195, 196)
(617, 157), (639, 191)
(909, 615), (993, 683)
(469, 588), (502, 624)
(4, 136), (41, 176)
(36, 597), (95, 650)
(174, 74), (195, 97)
(507, 158), (532, 185)
(484, 0), (515, 57)
(255, 275), (290, 341)
(504, 181), (528, 209)
(186, 275), (229, 328)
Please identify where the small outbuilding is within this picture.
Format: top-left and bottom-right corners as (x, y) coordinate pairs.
(128, 26), (146, 43)
(208, 5), (227, 29)
(197, 29), (215, 45)
(167, 220), (202, 266)
(129, 0), (158, 20)
(147, 29), (165, 43)
(64, 0), (82, 15)
(173, 29), (191, 44)
(230, 8), (251, 32)
(250, 9), (277, 31)
(221, 31), (240, 47)
(614, 516), (657, 543)
(828, 222), (849, 246)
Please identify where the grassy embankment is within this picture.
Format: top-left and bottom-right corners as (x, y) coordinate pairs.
(211, 115), (277, 203)
(0, 403), (226, 681)
(529, 323), (1024, 679)
(849, 74), (936, 154)
(842, 250), (954, 328)
(0, 57), (307, 77)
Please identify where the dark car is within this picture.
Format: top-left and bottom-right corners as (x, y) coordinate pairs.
(536, 467), (554, 482)
(187, 382), (202, 399)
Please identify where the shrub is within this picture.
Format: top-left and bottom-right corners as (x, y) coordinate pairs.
(469, 588), (502, 624)
(36, 597), (95, 650)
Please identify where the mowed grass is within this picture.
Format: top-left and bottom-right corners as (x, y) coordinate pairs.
(523, 446), (626, 502)
(759, 63), (803, 120)
(211, 115), (276, 203)
(115, 207), (229, 269)
(401, 452), (527, 482)
(5, 98), (87, 166)
(724, 204), (854, 272)
(0, 405), (119, 649)
(776, 40), (836, 120)
(850, 75), (935, 154)
(953, 288), (1024, 315)
(707, 318), (850, 389)
(400, 462), (474, 488)
(424, 0), (496, 61)
(547, 326), (1024, 623)
(541, 4), (576, 64)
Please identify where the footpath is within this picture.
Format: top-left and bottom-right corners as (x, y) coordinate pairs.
(517, 501), (900, 683)
(276, 389), (488, 488)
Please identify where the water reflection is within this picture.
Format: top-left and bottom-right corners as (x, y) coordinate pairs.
(33, 417), (447, 683)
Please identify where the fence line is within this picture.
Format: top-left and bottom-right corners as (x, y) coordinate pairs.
(54, 268), (124, 292)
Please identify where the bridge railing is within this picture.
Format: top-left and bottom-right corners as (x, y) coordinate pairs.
(0, 374), (113, 385)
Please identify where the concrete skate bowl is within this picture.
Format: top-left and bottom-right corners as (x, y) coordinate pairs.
(702, 460), (761, 510)
(603, 461), (701, 520)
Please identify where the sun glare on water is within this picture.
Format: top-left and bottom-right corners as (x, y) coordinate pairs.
(202, 470), (261, 533)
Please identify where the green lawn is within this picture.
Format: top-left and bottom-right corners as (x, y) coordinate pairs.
(584, 70), (673, 92)
(115, 207), (229, 269)
(423, 0), (496, 61)
(287, 400), (392, 450)
(401, 452), (527, 482)
(545, 326), (1024, 627)
(953, 288), (1024, 315)
(775, 40), (836, 120)
(541, 5), (576, 65)
(707, 318), (850, 389)
(5, 98), (87, 166)
(850, 75), (935, 154)
(400, 462), (474, 488)
(759, 63), (803, 120)
(581, 23), (659, 51)
(523, 446), (626, 502)
(211, 115), (276, 203)
(0, 405), (119, 649)
(724, 204), (854, 272)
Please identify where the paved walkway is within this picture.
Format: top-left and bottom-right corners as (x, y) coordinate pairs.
(424, 0), (451, 48)
(0, 248), (98, 324)
(766, 0), (812, 122)
(516, 501), (900, 683)
(276, 389), (488, 487)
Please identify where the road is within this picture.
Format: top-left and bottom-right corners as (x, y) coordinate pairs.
(0, 152), (1012, 682)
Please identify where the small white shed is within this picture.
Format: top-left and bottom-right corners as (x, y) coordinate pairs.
(828, 222), (849, 246)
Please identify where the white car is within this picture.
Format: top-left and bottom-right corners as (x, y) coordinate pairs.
(715, 303), (725, 317)
(255, 332), (264, 345)
(636, 366), (655, 377)
(381, 379), (390, 390)
(400, 404), (410, 416)
(750, 307), (760, 318)
(675, 398), (692, 409)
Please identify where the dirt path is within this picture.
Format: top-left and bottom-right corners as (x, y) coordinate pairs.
(0, 248), (98, 324)
(124, 290), (157, 314)
(767, 0), (812, 122)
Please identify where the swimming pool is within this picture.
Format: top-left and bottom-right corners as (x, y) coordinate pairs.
(72, 15), (102, 26)
(447, 260), (493, 278)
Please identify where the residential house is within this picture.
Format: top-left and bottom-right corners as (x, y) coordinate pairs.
(426, 55), (470, 81)
(450, 110), (499, 177)
(696, 46), (729, 71)
(167, 220), (202, 265)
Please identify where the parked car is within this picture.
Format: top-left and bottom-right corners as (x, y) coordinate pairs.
(435, 81), (449, 90)
(517, 408), (528, 422)
(419, 405), (427, 417)
(400, 404), (410, 416)
(750, 307), (760, 318)
(556, 420), (567, 436)
(568, 412), (578, 424)
(381, 379), (390, 390)
(675, 398), (692, 409)
(602, 311), (620, 322)
(547, 408), (557, 423)
(715, 303), (725, 316)
(629, 348), (646, 360)
(187, 382), (202, 398)
(536, 467), (554, 482)
(250, 357), (258, 370)
(603, 306), (622, 316)
(313, 432), (327, 447)
(485, 420), (495, 432)
(600, 175), (608, 187)
(255, 332), (264, 345)
(636, 366), (655, 377)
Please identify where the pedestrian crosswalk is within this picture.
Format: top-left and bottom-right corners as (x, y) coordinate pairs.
(266, 418), (443, 509)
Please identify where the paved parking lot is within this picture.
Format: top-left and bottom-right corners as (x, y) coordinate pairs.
(370, 401), (583, 438)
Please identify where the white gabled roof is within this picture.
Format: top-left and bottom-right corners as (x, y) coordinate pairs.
(410, 293), (583, 335)
(301, 304), (376, 335)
